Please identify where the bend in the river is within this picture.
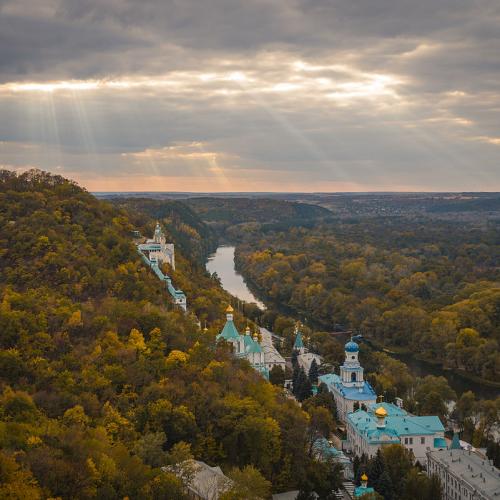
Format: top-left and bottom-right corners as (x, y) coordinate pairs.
(206, 246), (266, 310)
(206, 245), (499, 399)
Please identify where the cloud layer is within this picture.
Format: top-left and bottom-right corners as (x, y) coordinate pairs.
(0, 0), (499, 191)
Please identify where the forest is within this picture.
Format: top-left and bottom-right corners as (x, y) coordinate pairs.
(188, 196), (500, 466)
(0, 172), (498, 499)
(230, 216), (499, 384)
(0, 170), (345, 498)
(185, 197), (330, 237)
(110, 197), (218, 264)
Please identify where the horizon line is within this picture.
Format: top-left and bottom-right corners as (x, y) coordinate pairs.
(92, 190), (500, 195)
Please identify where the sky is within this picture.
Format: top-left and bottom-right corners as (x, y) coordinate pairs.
(0, 0), (499, 192)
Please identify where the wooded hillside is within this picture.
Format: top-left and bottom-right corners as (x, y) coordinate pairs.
(0, 170), (332, 499)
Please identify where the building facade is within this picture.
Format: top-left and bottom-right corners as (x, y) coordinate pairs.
(259, 327), (286, 372)
(217, 306), (269, 379)
(136, 222), (187, 311)
(427, 448), (500, 500)
(293, 326), (322, 375)
(318, 339), (377, 422)
(346, 402), (447, 463)
(142, 221), (176, 269)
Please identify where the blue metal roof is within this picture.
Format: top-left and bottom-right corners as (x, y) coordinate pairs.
(347, 404), (445, 444)
(319, 373), (341, 385)
(313, 437), (350, 464)
(294, 331), (304, 349)
(367, 402), (406, 416)
(345, 340), (359, 352)
(354, 485), (374, 497)
(217, 319), (240, 342)
(319, 374), (377, 401)
(450, 433), (462, 450)
(136, 247), (186, 307)
(243, 333), (254, 349)
(247, 338), (263, 354)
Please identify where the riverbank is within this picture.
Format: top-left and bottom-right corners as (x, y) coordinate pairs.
(206, 246), (266, 309)
(368, 339), (500, 397)
(209, 244), (500, 399)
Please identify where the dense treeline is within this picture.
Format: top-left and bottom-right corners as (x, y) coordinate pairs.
(262, 308), (500, 453)
(0, 170), (340, 499)
(234, 218), (500, 383)
(354, 446), (442, 500)
(186, 197), (330, 236)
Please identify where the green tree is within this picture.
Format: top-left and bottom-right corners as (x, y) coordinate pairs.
(455, 390), (475, 427)
(269, 365), (286, 387)
(306, 406), (334, 455)
(376, 470), (393, 500)
(0, 451), (43, 499)
(140, 472), (188, 500)
(222, 465), (272, 500)
(308, 359), (319, 384)
(367, 449), (384, 489)
(381, 445), (413, 498)
(401, 468), (442, 500)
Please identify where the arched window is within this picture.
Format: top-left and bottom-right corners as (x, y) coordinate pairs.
(351, 372), (357, 382)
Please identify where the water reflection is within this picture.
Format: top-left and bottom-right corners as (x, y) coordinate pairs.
(206, 246), (265, 309)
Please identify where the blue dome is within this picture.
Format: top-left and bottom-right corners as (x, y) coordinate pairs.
(345, 340), (359, 352)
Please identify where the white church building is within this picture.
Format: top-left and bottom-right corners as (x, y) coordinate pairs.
(318, 339), (377, 422)
(217, 306), (276, 379)
(136, 222), (186, 311)
(139, 221), (175, 269)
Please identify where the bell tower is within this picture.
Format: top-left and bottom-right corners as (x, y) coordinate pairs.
(339, 339), (364, 387)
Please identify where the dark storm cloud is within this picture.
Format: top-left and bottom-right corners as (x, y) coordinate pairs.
(0, 0), (499, 190)
(1, 0), (497, 83)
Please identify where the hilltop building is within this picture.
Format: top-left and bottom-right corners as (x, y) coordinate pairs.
(346, 402), (446, 463)
(136, 222), (187, 311)
(139, 221), (175, 269)
(217, 306), (269, 379)
(318, 339), (377, 421)
(427, 447), (500, 500)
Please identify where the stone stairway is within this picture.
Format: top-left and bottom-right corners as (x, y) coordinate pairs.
(342, 480), (356, 499)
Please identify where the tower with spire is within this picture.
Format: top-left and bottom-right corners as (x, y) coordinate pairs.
(318, 338), (377, 421)
(144, 221), (175, 269)
(217, 305), (241, 351)
(354, 473), (374, 497)
(293, 323), (322, 377)
(216, 306), (269, 379)
(340, 337), (365, 387)
(293, 323), (305, 354)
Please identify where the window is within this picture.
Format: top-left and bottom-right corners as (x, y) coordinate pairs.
(421, 437), (425, 444)
(404, 438), (409, 444)
(409, 437), (413, 445)
(351, 372), (356, 382)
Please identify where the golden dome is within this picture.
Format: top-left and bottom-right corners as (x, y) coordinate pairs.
(226, 305), (234, 313)
(361, 473), (368, 482)
(375, 406), (388, 417)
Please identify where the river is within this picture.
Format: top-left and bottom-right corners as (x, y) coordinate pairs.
(206, 246), (266, 310)
(206, 245), (499, 399)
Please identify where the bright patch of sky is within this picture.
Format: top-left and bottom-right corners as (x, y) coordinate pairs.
(0, 0), (499, 191)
